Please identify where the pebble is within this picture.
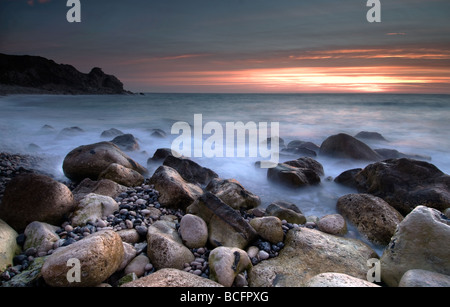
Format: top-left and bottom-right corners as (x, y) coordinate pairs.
(258, 250), (270, 260)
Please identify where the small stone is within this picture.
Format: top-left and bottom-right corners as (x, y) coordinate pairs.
(96, 219), (107, 228)
(193, 269), (202, 276)
(64, 225), (74, 232)
(258, 250), (270, 260)
(125, 220), (133, 229)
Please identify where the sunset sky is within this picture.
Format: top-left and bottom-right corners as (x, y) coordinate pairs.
(1, 0), (449, 93)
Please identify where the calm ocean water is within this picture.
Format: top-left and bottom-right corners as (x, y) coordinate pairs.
(1, 93), (449, 252)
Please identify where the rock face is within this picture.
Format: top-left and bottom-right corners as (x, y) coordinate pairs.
(248, 228), (378, 287)
(62, 142), (148, 183)
(206, 178), (261, 210)
(146, 221), (195, 270)
(398, 269), (450, 287)
(267, 157), (324, 188)
(70, 193), (119, 227)
(265, 201), (306, 225)
(208, 247), (252, 287)
(306, 272), (380, 287)
(0, 219), (18, 272)
(98, 163), (145, 187)
(163, 156), (218, 186)
(0, 53), (130, 95)
(319, 133), (382, 161)
(380, 206), (450, 287)
(187, 193), (258, 249)
(354, 158), (450, 215)
(41, 230), (124, 287)
(122, 268), (223, 287)
(0, 173), (76, 231)
(337, 194), (403, 245)
(149, 166), (203, 210)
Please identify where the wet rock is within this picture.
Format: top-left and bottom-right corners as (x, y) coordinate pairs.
(0, 173), (76, 232)
(267, 157), (324, 188)
(124, 254), (150, 278)
(187, 192), (258, 249)
(101, 128), (124, 138)
(249, 216), (284, 244)
(206, 178), (261, 210)
(111, 134), (140, 152)
(71, 178), (127, 202)
(317, 214), (347, 236)
(163, 155), (218, 186)
(265, 201), (306, 225)
(319, 133), (381, 161)
(62, 142), (148, 183)
(337, 193), (403, 245)
(23, 221), (60, 255)
(380, 206), (450, 287)
(354, 131), (388, 142)
(147, 148), (179, 164)
(98, 163), (145, 187)
(0, 219), (18, 272)
(70, 193), (119, 227)
(149, 166), (203, 210)
(178, 214), (208, 249)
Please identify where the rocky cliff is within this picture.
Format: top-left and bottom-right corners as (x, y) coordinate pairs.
(0, 53), (132, 95)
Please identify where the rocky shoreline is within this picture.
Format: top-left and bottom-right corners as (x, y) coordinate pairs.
(0, 131), (449, 287)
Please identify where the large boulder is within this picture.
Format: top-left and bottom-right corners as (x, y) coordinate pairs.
(71, 178), (127, 202)
(354, 131), (388, 142)
(149, 166), (203, 210)
(163, 155), (218, 186)
(248, 228), (378, 287)
(398, 269), (450, 287)
(146, 220), (195, 270)
(319, 133), (382, 161)
(122, 268), (223, 287)
(380, 206), (450, 287)
(62, 142), (147, 183)
(0, 219), (18, 272)
(41, 230), (124, 287)
(337, 193), (403, 245)
(0, 174), (76, 232)
(208, 246), (252, 287)
(98, 163), (145, 187)
(267, 157), (323, 188)
(70, 193), (119, 227)
(354, 158), (450, 215)
(187, 192), (258, 249)
(206, 178), (261, 210)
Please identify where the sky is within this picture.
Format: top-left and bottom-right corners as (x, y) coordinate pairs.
(1, 0), (450, 93)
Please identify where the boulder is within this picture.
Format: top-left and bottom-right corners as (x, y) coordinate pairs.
(146, 220), (195, 270)
(249, 216), (284, 244)
(319, 133), (382, 161)
(380, 206), (450, 287)
(248, 228), (378, 287)
(71, 178), (127, 202)
(122, 268), (223, 287)
(0, 173), (76, 232)
(98, 163), (145, 187)
(163, 155), (218, 186)
(398, 269), (450, 287)
(354, 131), (388, 142)
(287, 140), (320, 152)
(23, 221), (60, 255)
(41, 230), (124, 287)
(374, 148), (431, 161)
(334, 168), (362, 188)
(208, 246), (252, 287)
(178, 214), (208, 249)
(187, 192), (258, 249)
(147, 148), (179, 164)
(306, 272), (380, 287)
(57, 126), (85, 139)
(150, 129), (167, 138)
(267, 157), (323, 188)
(337, 194), (403, 245)
(354, 158), (450, 215)
(0, 219), (18, 272)
(117, 229), (140, 244)
(265, 201), (306, 225)
(206, 178), (261, 210)
(62, 142), (148, 183)
(148, 166), (203, 210)
(317, 214), (347, 236)
(70, 193), (119, 227)
(110, 134), (140, 151)
(101, 128), (124, 138)
(118, 242), (137, 272)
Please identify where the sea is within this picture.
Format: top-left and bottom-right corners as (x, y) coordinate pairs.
(1, 93), (449, 253)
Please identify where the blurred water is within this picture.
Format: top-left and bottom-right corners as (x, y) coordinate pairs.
(0, 93), (449, 253)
